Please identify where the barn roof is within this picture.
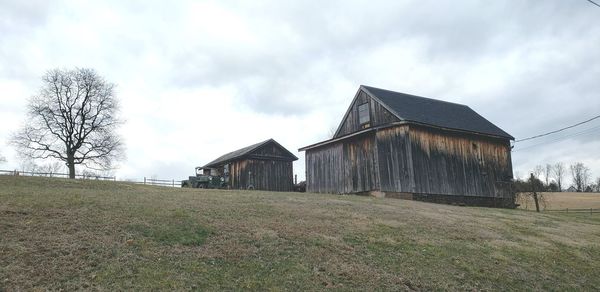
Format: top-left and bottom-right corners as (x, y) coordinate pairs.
(361, 85), (513, 140)
(203, 138), (298, 168)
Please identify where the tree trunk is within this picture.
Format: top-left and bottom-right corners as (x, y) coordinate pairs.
(67, 155), (76, 179)
(530, 173), (540, 212)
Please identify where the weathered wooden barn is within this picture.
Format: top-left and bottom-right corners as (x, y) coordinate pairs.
(299, 85), (515, 207)
(204, 139), (298, 191)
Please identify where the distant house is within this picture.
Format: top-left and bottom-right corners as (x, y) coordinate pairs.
(566, 186), (577, 192)
(299, 85), (515, 207)
(204, 139), (298, 191)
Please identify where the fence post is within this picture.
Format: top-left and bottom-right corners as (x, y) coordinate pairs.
(144, 177), (146, 185)
(172, 179), (175, 187)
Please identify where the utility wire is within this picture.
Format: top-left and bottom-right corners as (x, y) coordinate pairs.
(514, 114), (600, 142)
(512, 124), (600, 152)
(588, 0), (600, 8)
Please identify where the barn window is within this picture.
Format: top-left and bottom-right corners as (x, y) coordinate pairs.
(358, 103), (370, 125)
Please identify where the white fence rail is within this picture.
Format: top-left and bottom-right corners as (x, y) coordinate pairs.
(0, 169), (115, 180)
(139, 177), (182, 187)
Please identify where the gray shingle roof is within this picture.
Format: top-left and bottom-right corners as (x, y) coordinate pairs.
(362, 85), (514, 139)
(203, 139), (298, 168)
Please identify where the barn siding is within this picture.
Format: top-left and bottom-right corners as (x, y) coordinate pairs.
(335, 90), (400, 138)
(408, 125), (513, 198)
(306, 133), (378, 194)
(229, 159), (293, 191)
(375, 125), (413, 193)
(305, 123), (514, 205)
(306, 143), (344, 193)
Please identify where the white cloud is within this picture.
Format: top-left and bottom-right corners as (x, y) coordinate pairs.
(1, 0), (599, 184)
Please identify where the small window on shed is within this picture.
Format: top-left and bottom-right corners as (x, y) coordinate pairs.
(358, 103), (370, 125)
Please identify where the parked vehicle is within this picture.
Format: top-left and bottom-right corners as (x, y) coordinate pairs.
(181, 167), (227, 189)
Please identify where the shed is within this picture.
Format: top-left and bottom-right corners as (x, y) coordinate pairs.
(299, 85), (515, 207)
(204, 139), (298, 191)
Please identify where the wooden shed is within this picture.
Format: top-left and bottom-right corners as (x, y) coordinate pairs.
(299, 86), (515, 207)
(204, 139), (298, 191)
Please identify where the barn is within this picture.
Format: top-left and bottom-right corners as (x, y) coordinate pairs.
(299, 85), (515, 207)
(203, 139), (298, 191)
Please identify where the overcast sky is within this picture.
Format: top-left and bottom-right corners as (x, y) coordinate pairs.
(1, 0), (599, 186)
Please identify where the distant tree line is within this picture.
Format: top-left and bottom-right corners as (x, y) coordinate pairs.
(514, 162), (600, 193)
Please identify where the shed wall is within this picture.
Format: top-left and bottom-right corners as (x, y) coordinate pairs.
(306, 133), (378, 194)
(375, 125), (413, 193)
(229, 159), (293, 191)
(408, 125), (513, 199)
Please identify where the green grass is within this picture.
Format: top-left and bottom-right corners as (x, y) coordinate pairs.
(1, 176), (599, 291)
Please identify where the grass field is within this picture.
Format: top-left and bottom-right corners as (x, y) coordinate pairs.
(1, 176), (600, 291)
(517, 192), (600, 211)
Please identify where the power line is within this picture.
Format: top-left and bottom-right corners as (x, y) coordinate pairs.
(512, 124), (600, 152)
(588, 0), (600, 8)
(514, 114), (600, 142)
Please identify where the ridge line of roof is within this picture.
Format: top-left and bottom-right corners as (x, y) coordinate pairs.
(360, 85), (470, 108)
(359, 85), (406, 121)
(203, 138), (298, 168)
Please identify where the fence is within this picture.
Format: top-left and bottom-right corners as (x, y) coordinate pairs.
(0, 169), (115, 181)
(544, 208), (600, 214)
(0, 169), (183, 187)
(140, 177), (182, 187)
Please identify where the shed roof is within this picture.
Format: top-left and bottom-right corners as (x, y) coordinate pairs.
(203, 138), (298, 168)
(361, 85), (513, 140)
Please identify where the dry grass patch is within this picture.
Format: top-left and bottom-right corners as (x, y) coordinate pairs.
(1, 176), (600, 291)
(518, 192), (600, 210)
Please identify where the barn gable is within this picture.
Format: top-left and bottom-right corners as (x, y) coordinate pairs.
(334, 85), (513, 140)
(204, 138), (298, 168)
(333, 88), (400, 138)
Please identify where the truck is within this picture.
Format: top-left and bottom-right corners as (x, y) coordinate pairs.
(181, 167), (228, 189)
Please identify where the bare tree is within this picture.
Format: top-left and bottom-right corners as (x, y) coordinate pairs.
(327, 125), (338, 139)
(552, 162), (565, 192)
(18, 156), (39, 173)
(532, 165), (544, 180)
(544, 163), (552, 186)
(11, 68), (124, 179)
(38, 161), (65, 176)
(570, 162), (591, 192)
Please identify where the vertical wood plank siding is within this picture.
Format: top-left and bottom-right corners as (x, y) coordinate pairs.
(335, 90), (399, 138)
(229, 159), (293, 191)
(213, 141), (296, 192)
(306, 124), (513, 202)
(408, 125), (513, 198)
(306, 133), (378, 194)
(376, 125), (413, 193)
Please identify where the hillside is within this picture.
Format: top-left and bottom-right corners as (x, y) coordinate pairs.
(1, 176), (599, 291)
